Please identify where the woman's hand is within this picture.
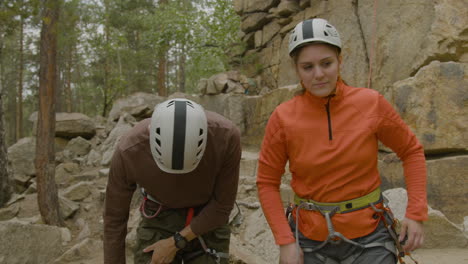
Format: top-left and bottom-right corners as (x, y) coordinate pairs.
(399, 217), (424, 252)
(279, 242), (303, 264)
(143, 237), (178, 264)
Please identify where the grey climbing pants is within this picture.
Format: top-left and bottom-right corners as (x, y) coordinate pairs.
(134, 208), (230, 264)
(289, 219), (397, 264)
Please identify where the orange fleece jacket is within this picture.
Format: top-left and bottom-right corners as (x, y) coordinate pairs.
(257, 81), (428, 245)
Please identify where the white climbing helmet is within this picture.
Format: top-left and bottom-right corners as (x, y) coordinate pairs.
(150, 98), (208, 174)
(288, 18), (341, 56)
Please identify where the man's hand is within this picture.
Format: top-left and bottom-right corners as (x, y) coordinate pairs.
(279, 242), (303, 264)
(143, 237), (178, 264)
(399, 217), (424, 252)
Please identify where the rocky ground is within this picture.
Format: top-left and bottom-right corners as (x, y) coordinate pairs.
(1, 149), (467, 263)
(1, 97), (467, 263)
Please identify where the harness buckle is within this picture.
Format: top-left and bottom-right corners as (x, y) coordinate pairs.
(207, 249), (221, 264)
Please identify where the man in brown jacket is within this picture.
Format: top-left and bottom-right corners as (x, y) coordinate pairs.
(104, 98), (241, 264)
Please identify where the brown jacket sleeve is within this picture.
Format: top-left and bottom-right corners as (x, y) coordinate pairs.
(189, 126), (241, 235)
(104, 146), (136, 264)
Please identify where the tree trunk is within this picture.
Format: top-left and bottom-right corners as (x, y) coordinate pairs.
(178, 44), (186, 93)
(16, 16), (24, 140)
(65, 45), (72, 112)
(36, 0), (63, 226)
(0, 41), (12, 207)
(157, 0), (168, 97)
(102, 8), (111, 117)
(157, 51), (167, 96)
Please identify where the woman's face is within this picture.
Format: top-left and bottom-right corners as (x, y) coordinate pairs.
(295, 43), (341, 97)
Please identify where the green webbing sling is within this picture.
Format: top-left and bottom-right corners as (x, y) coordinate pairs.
(294, 187), (382, 213)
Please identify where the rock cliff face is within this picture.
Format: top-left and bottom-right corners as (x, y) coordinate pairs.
(1, 1), (467, 263)
(230, 0), (468, 221)
(232, 0), (467, 93)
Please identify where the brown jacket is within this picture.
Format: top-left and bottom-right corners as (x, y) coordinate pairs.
(104, 111), (241, 263)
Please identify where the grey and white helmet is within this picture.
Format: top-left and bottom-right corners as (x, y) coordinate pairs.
(288, 18), (341, 56)
(150, 98), (208, 174)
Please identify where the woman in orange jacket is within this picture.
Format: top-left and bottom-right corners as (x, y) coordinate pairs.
(256, 18), (427, 264)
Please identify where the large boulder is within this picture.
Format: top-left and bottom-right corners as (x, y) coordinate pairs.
(7, 137), (37, 177)
(65, 136), (92, 157)
(230, 208), (278, 264)
(379, 154), (468, 224)
(242, 84), (301, 147)
(241, 12), (270, 34)
(388, 61), (467, 152)
(107, 92), (165, 122)
(61, 181), (95, 202)
(383, 188), (468, 249)
(55, 162), (80, 186)
(53, 238), (102, 264)
(100, 115), (133, 167)
(30, 112), (96, 139)
(198, 93), (247, 133)
(199, 72), (246, 95)
(8, 137), (73, 179)
(0, 221), (71, 264)
(358, 0), (466, 94)
(233, 0), (280, 15)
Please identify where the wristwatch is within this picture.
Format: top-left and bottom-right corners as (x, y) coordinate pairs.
(173, 232), (188, 249)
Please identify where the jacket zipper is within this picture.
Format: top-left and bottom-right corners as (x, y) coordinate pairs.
(325, 96), (333, 141)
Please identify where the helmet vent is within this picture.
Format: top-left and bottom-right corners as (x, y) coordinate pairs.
(293, 36), (297, 41)
(150, 98), (207, 173)
(324, 31), (329, 36)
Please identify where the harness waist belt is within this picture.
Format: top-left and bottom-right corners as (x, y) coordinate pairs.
(294, 187), (382, 214)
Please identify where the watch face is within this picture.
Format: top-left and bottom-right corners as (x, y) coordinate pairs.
(174, 233), (187, 249)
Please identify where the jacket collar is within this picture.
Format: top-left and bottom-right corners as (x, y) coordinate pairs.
(303, 80), (345, 104)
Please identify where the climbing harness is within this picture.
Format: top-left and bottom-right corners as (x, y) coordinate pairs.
(139, 188), (229, 264)
(140, 188), (166, 218)
(293, 187), (419, 264)
(370, 202), (419, 264)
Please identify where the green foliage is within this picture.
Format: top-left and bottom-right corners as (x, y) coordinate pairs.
(1, 0), (243, 142)
(0, 0), (40, 144)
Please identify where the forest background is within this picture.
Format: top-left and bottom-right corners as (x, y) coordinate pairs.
(0, 0), (242, 147)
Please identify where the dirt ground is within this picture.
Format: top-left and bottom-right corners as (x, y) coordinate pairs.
(70, 247), (468, 264)
(410, 248), (468, 264)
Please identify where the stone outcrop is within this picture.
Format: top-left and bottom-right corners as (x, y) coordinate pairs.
(107, 92), (165, 122)
(0, 221), (71, 264)
(383, 188), (468, 249)
(232, 0), (467, 95)
(53, 238), (102, 264)
(7, 137), (37, 178)
(30, 112), (96, 139)
(99, 114), (133, 166)
(2, 107), (467, 264)
(198, 72), (246, 95)
(65, 136), (92, 157)
(379, 154), (468, 223)
(388, 61), (467, 153)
